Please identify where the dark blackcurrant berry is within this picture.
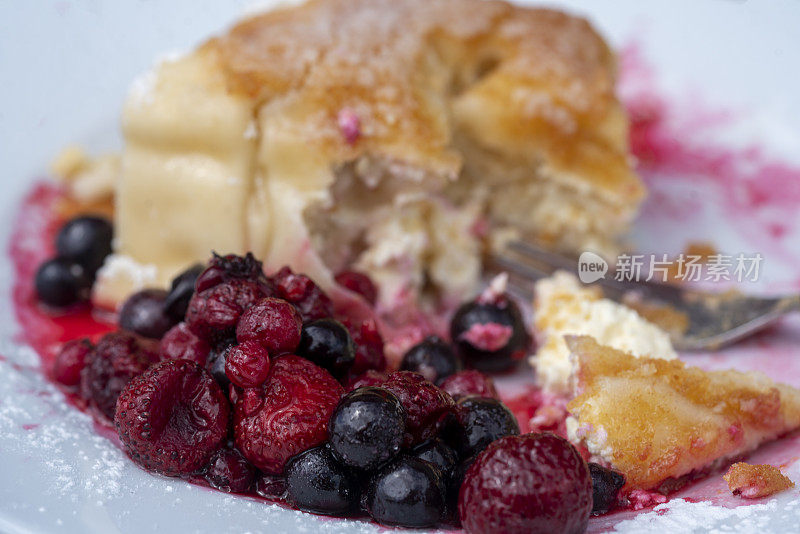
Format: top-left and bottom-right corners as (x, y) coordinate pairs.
(55, 216), (113, 274)
(35, 257), (91, 307)
(412, 438), (458, 480)
(296, 319), (355, 378)
(285, 445), (360, 516)
(206, 343), (234, 391)
(163, 263), (204, 321)
(400, 336), (461, 384)
(204, 448), (256, 493)
(328, 387), (405, 471)
(446, 454), (477, 523)
(450, 298), (531, 372)
(365, 455), (446, 528)
(442, 397), (519, 458)
(589, 462), (625, 515)
(118, 289), (176, 339)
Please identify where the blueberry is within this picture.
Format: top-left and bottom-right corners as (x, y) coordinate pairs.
(411, 438), (458, 480)
(163, 263), (204, 321)
(450, 298), (530, 372)
(35, 257), (91, 307)
(589, 463), (625, 515)
(296, 319), (355, 378)
(118, 289), (175, 339)
(55, 216), (113, 275)
(365, 455), (446, 528)
(400, 336), (461, 384)
(442, 397), (519, 458)
(285, 445), (360, 516)
(328, 387), (405, 471)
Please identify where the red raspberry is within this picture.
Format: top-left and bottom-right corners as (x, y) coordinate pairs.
(271, 266), (334, 322)
(459, 433), (593, 534)
(115, 359), (230, 476)
(335, 270), (378, 305)
(344, 318), (387, 376)
(195, 252), (273, 293)
(234, 354), (343, 474)
(382, 371), (454, 446)
(186, 279), (269, 343)
(204, 448), (257, 493)
(160, 322), (210, 365)
(225, 341), (271, 388)
(235, 297), (302, 354)
(80, 332), (160, 421)
(439, 370), (499, 400)
(53, 338), (93, 387)
(344, 369), (388, 391)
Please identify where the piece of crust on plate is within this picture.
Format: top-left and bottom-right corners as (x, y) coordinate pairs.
(96, 0), (644, 310)
(565, 335), (800, 492)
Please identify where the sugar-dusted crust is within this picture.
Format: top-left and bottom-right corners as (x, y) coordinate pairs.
(112, 0), (643, 310)
(566, 335), (800, 491)
(214, 0), (641, 201)
(723, 462), (795, 498)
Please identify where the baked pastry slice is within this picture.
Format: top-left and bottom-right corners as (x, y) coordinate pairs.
(98, 0), (645, 310)
(565, 335), (800, 492)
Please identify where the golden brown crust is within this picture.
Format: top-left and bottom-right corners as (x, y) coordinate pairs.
(566, 335), (800, 491)
(212, 0), (642, 201)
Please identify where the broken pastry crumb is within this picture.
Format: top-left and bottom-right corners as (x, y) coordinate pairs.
(723, 462), (794, 499)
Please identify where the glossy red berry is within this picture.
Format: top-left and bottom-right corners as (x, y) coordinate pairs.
(235, 297), (302, 355)
(382, 371), (454, 447)
(459, 433), (593, 534)
(271, 266), (334, 322)
(439, 370), (499, 400)
(186, 279), (269, 343)
(234, 354), (342, 474)
(335, 270), (378, 305)
(159, 322), (211, 365)
(52, 338), (93, 387)
(80, 332), (160, 421)
(225, 341), (271, 388)
(114, 359), (231, 476)
(344, 318), (386, 376)
(204, 448), (257, 493)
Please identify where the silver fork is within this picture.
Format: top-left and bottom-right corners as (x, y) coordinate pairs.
(490, 240), (800, 351)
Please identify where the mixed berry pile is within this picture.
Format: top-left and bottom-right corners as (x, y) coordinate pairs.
(38, 215), (626, 533)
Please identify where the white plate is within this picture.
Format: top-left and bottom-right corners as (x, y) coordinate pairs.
(1, 1), (800, 533)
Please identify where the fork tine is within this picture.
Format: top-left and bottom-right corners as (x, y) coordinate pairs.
(507, 240), (577, 271)
(504, 239), (683, 303)
(494, 239), (800, 352)
(498, 240), (625, 300)
(488, 251), (555, 282)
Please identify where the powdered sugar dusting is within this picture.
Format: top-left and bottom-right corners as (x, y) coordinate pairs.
(608, 498), (785, 533)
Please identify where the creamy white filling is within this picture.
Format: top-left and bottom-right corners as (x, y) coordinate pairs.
(92, 254), (159, 310)
(531, 271), (677, 392)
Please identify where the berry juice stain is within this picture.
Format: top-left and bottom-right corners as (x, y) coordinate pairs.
(620, 43), (800, 281)
(9, 183), (115, 372)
